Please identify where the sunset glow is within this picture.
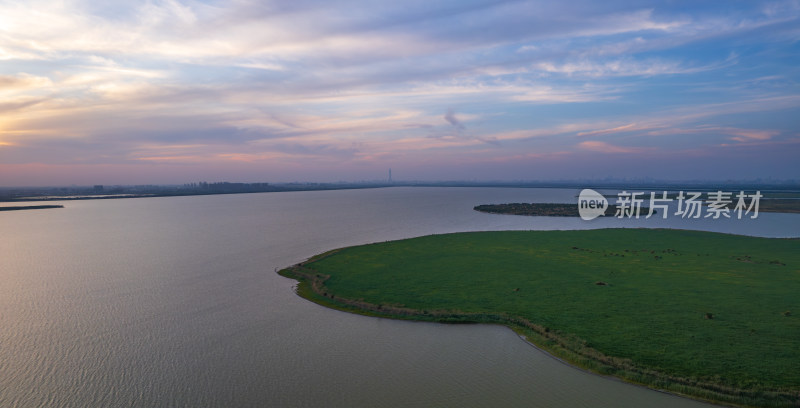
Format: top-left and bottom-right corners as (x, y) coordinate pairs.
(1, 0), (798, 185)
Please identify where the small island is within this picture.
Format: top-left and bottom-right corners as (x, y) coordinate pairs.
(475, 198), (800, 217)
(0, 205), (64, 211)
(474, 202), (646, 217)
(280, 229), (800, 407)
(754, 199), (800, 214)
(599, 192), (800, 214)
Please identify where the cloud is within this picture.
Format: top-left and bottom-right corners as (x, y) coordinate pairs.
(533, 57), (728, 78)
(642, 126), (781, 142)
(0, 98), (47, 113)
(444, 108), (465, 131)
(577, 140), (646, 154)
(0, 1), (797, 184)
(727, 129), (778, 142)
(577, 123), (642, 137)
(0, 74), (52, 91)
(511, 84), (616, 103)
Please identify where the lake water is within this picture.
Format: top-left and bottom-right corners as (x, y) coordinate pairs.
(2, 187), (797, 407)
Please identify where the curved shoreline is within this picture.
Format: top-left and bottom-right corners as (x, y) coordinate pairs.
(279, 236), (800, 408)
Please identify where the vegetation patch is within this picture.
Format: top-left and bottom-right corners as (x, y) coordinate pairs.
(280, 229), (800, 407)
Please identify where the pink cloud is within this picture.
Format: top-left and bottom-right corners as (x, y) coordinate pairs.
(577, 140), (645, 153)
(645, 126), (779, 142)
(726, 128), (778, 142)
(576, 123), (643, 137)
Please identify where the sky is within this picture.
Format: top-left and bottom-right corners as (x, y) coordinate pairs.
(0, 0), (799, 186)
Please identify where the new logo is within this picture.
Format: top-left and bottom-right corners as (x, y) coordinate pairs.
(578, 189), (608, 220)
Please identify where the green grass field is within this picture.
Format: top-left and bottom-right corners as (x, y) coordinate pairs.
(280, 229), (800, 407)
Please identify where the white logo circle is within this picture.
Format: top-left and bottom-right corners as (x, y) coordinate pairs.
(578, 189), (608, 220)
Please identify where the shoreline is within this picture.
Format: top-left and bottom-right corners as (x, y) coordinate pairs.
(278, 232), (800, 408)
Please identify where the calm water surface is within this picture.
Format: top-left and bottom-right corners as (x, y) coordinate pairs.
(2, 187), (797, 407)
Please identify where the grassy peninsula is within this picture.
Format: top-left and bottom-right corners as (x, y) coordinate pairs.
(280, 229), (800, 407)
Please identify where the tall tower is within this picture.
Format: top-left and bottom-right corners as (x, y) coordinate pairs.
(388, 168), (392, 184)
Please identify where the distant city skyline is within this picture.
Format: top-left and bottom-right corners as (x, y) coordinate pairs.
(1, 1), (798, 186)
